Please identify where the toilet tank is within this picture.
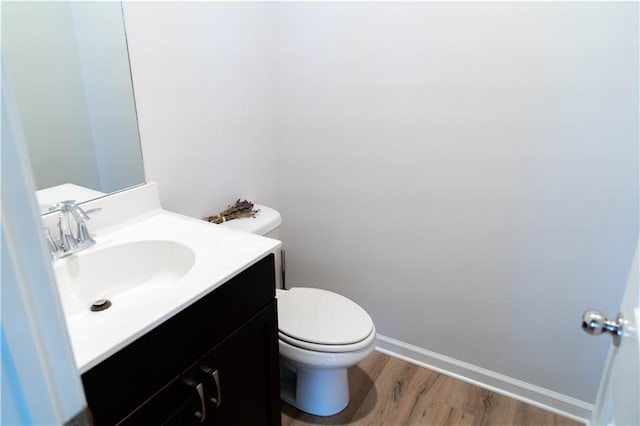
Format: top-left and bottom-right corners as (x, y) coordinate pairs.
(218, 204), (283, 288)
(216, 204), (281, 238)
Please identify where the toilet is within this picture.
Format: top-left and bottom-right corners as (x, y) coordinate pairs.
(219, 205), (376, 416)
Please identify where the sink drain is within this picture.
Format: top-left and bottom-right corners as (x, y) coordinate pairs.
(90, 299), (112, 312)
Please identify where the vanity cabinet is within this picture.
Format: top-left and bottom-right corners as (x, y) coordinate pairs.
(81, 254), (281, 425)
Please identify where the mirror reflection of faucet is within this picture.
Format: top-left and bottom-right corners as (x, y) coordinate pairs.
(44, 200), (101, 259)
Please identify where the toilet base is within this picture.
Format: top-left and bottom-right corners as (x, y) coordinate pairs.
(280, 364), (350, 417)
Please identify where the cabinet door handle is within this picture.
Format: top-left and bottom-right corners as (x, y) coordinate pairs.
(183, 378), (207, 422)
(200, 365), (222, 408)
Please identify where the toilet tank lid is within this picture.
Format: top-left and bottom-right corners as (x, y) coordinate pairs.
(217, 204), (281, 236)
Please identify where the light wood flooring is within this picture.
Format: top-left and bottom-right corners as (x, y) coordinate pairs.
(281, 351), (583, 426)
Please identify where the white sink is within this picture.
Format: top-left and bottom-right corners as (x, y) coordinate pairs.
(54, 240), (195, 317)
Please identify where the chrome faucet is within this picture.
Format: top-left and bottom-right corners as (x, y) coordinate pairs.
(45, 200), (101, 259)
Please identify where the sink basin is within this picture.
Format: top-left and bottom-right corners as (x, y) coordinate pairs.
(54, 240), (195, 317)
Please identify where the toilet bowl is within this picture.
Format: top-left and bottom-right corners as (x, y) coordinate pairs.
(219, 205), (376, 416)
(277, 287), (376, 415)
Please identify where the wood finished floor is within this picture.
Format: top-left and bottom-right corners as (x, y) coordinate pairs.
(281, 351), (583, 426)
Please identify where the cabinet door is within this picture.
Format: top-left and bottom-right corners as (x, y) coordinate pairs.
(198, 301), (281, 426)
(117, 371), (204, 426)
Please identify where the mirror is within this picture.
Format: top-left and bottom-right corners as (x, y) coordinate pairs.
(2, 1), (145, 213)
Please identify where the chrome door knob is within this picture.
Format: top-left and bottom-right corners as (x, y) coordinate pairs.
(582, 310), (624, 347)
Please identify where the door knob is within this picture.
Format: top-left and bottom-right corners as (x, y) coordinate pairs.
(582, 310), (624, 347)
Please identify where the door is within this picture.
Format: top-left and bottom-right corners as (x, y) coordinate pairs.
(584, 241), (639, 426)
(2, 69), (89, 425)
(197, 302), (281, 425)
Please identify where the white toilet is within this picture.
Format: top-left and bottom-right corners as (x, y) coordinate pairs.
(219, 205), (376, 416)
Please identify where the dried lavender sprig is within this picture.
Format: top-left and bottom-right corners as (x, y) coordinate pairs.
(205, 199), (260, 224)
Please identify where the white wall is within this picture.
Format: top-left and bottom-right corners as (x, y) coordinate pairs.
(123, 1), (638, 411)
(123, 2), (280, 218)
(273, 2), (638, 405)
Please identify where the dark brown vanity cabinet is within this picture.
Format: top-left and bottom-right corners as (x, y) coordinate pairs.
(81, 254), (281, 425)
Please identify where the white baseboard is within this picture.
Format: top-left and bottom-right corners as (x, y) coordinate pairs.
(375, 334), (592, 424)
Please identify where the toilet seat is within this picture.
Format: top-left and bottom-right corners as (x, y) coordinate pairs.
(279, 332), (376, 369)
(279, 326), (376, 353)
(276, 287), (375, 353)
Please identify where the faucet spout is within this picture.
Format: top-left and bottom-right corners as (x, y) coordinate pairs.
(73, 206), (101, 249)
